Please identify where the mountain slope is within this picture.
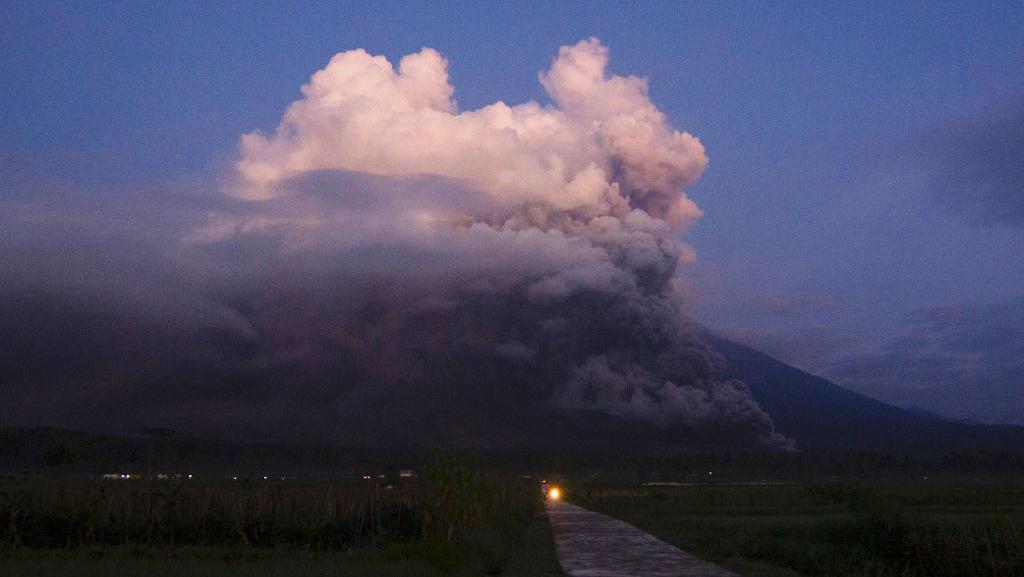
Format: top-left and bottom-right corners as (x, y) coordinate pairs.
(710, 335), (1024, 453)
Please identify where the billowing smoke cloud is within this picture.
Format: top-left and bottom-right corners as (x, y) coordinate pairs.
(0, 40), (790, 449)
(232, 39), (705, 227)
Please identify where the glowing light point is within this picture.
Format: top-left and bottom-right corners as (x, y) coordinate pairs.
(548, 487), (561, 501)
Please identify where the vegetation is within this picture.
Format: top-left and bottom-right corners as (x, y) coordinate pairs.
(6, 425), (1024, 576)
(0, 449), (563, 576)
(574, 480), (1024, 577)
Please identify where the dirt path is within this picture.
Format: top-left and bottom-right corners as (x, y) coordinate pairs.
(546, 501), (738, 577)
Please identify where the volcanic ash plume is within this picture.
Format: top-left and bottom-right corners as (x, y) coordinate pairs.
(0, 40), (790, 449)
(214, 38), (790, 448)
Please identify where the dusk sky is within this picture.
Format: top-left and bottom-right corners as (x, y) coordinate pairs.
(2, 1), (1022, 434)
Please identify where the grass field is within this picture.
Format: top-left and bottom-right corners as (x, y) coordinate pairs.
(7, 449), (1024, 577)
(0, 451), (564, 576)
(574, 480), (1024, 577)
(0, 512), (562, 577)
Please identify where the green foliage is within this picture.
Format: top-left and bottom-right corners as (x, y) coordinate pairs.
(416, 448), (547, 575)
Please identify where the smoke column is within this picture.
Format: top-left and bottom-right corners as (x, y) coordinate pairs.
(218, 38), (790, 448)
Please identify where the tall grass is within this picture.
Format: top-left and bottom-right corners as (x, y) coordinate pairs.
(0, 449), (541, 555)
(419, 449), (533, 543)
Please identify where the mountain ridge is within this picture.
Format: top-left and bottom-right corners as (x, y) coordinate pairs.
(710, 334), (1024, 453)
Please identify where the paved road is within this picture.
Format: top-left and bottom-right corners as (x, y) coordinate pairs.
(546, 501), (738, 577)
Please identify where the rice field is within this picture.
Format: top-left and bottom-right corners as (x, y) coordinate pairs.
(573, 480), (1024, 577)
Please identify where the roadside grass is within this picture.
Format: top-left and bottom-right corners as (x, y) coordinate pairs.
(575, 481), (1024, 577)
(500, 508), (563, 577)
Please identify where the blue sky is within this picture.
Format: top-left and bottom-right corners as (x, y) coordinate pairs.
(3, 1), (1023, 423)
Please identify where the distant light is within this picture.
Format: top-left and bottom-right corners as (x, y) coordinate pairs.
(263, 476), (268, 480)
(233, 476), (238, 480)
(188, 474), (192, 479)
(548, 487), (561, 501)
(708, 471), (713, 476)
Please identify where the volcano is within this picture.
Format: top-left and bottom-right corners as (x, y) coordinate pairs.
(709, 335), (1024, 453)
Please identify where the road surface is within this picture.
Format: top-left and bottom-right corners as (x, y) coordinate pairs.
(546, 501), (738, 577)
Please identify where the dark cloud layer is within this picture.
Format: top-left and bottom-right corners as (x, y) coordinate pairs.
(927, 95), (1024, 226)
(0, 170), (787, 448)
(826, 298), (1024, 425)
(725, 295), (1024, 426)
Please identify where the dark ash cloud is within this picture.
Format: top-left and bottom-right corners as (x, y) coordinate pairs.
(0, 170), (789, 448)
